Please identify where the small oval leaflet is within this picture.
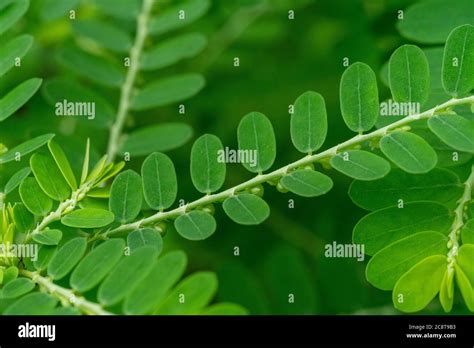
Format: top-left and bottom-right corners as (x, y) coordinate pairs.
(32, 229), (63, 246)
(47, 237), (87, 280)
(454, 265), (474, 311)
(4, 292), (57, 315)
(201, 303), (248, 315)
(70, 238), (125, 293)
(223, 193), (270, 225)
(461, 219), (474, 245)
(237, 112), (276, 173)
(0, 78), (42, 122)
(280, 169), (333, 197)
(442, 24), (474, 97)
(330, 150), (391, 181)
(388, 44), (430, 105)
(428, 115), (474, 153)
(109, 170), (143, 223)
(0, 133), (54, 165)
(3, 167), (30, 195)
(380, 131), (437, 174)
(174, 210), (216, 241)
(141, 152), (177, 210)
(1, 278), (35, 299)
(127, 228), (163, 254)
(290, 91), (327, 154)
(48, 139), (78, 190)
(190, 134), (226, 193)
(439, 270), (454, 312)
(340, 62), (379, 133)
(30, 152), (70, 201)
(12, 203), (34, 233)
(61, 208), (115, 228)
(19, 177), (53, 216)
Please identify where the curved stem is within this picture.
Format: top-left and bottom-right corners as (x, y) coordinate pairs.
(20, 270), (111, 315)
(91, 95), (474, 242)
(106, 0), (155, 162)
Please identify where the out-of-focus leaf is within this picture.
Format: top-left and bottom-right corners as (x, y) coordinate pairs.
(0, 134), (54, 164)
(90, 0), (141, 20)
(72, 19), (132, 53)
(0, 78), (42, 122)
(3, 167), (30, 195)
(40, 0), (79, 21)
(461, 219), (474, 245)
(201, 303), (248, 315)
(0, 0), (29, 35)
(0, 35), (33, 77)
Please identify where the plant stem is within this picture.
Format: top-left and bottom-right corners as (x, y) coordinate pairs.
(20, 270), (111, 315)
(91, 95), (474, 242)
(106, 0), (154, 162)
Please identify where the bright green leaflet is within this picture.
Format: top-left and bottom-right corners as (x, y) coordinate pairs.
(280, 169), (333, 197)
(141, 152), (177, 210)
(120, 123), (193, 157)
(3, 167), (30, 195)
(48, 139), (78, 190)
(155, 272), (217, 314)
(30, 152), (70, 201)
(442, 24), (474, 97)
(4, 293), (57, 315)
(98, 246), (158, 307)
(12, 203), (34, 233)
(3, 266), (18, 284)
(439, 270), (454, 312)
(174, 211), (216, 241)
(33, 245), (56, 272)
(349, 168), (462, 211)
(388, 45), (430, 105)
(223, 193), (270, 225)
(190, 134), (226, 193)
(1, 278), (35, 299)
(238, 112), (276, 173)
(32, 229), (62, 246)
(19, 177), (53, 216)
(454, 265), (474, 311)
(290, 91), (327, 153)
(61, 208), (114, 228)
(0, 0), (29, 35)
(457, 245), (474, 285)
(109, 170), (143, 224)
(393, 255), (446, 313)
(330, 150), (390, 181)
(366, 231), (448, 290)
(70, 239), (125, 293)
(0, 78), (42, 122)
(47, 237), (87, 280)
(0, 34), (33, 77)
(130, 74), (205, 111)
(428, 115), (474, 153)
(0, 133), (54, 164)
(339, 62), (379, 132)
(461, 219), (474, 244)
(124, 250), (187, 315)
(201, 303), (248, 315)
(353, 202), (453, 255)
(380, 131), (437, 174)
(127, 228), (163, 254)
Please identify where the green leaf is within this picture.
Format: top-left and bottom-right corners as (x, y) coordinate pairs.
(349, 168), (462, 211)
(330, 150), (390, 181)
(90, 0), (141, 20)
(33, 245), (56, 271)
(442, 24), (474, 97)
(392, 255), (446, 313)
(4, 293), (57, 315)
(396, 0), (474, 44)
(366, 231), (448, 290)
(130, 74), (205, 111)
(71, 19), (132, 53)
(140, 32), (207, 70)
(148, 0), (210, 35)
(190, 134), (226, 193)
(454, 265), (474, 311)
(388, 45), (430, 105)
(0, 35), (33, 77)
(155, 272), (217, 314)
(0, 78), (42, 122)
(56, 44), (124, 88)
(223, 193), (270, 225)
(70, 239), (125, 293)
(30, 152), (70, 201)
(457, 245), (474, 286)
(3, 266), (18, 284)
(141, 152), (177, 210)
(109, 170), (143, 223)
(80, 138), (90, 185)
(380, 131), (437, 174)
(3, 167), (30, 195)
(0, 278), (35, 299)
(32, 229), (62, 246)
(127, 228), (163, 254)
(12, 203), (34, 233)
(237, 112), (276, 173)
(48, 139), (78, 190)
(61, 208), (114, 228)
(428, 115), (474, 153)
(174, 211), (216, 240)
(98, 246), (158, 306)
(124, 250), (187, 315)
(0, 0), (29, 35)
(439, 270), (454, 312)
(280, 169), (333, 197)
(40, 0), (79, 21)
(0, 133), (54, 165)
(462, 219), (474, 244)
(19, 177), (53, 216)
(290, 91), (327, 153)
(121, 123), (193, 157)
(339, 62), (379, 133)
(353, 202), (453, 256)
(47, 237), (87, 280)
(201, 303), (248, 315)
